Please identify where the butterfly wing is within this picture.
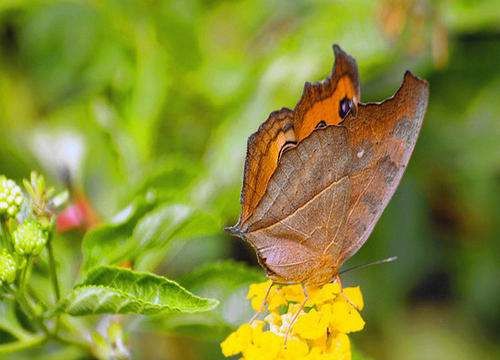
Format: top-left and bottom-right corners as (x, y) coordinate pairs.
(293, 45), (360, 141)
(237, 108), (295, 224)
(235, 45), (359, 227)
(236, 72), (428, 285)
(333, 71), (429, 264)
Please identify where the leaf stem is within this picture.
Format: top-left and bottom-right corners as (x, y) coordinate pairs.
(0, 317), (31, 340)
(46, 226), (61, 302)
(15, 285), (50, 334)
(54, 332), (91, 352)
(0, 334), (46, 354)
(12, 260), (50, 336)
(0, 217), (13, 252)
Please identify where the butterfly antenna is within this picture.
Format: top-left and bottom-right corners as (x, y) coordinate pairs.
(339, 256), (398, 275)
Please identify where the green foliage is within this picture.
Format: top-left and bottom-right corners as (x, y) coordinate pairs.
(0, 0), (498, 359)
(83, 201), (220, 272)
(58, 266), (218, 316)
(133, 204), (221, 270)
(149, 261), (264, 339)
(0, 300), (31, 341)
(180, 260), (264, 291)
(82, 192), (157, 271)
(0, 172), (220, 359)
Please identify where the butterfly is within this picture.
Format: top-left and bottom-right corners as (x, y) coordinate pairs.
(228, 44), (429, 287)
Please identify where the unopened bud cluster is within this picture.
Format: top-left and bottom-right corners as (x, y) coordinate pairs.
(0, 176), (24, 218)
(13, 220), (47, 256)
(0, 249), (17, 285)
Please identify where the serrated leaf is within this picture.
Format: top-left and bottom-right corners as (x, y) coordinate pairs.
(81, 193), (157, 271)
(147, 261), (264, 339)
(58, 266), (218, 316)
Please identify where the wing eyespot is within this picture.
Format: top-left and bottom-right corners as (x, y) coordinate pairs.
(339, 97), (354, 119)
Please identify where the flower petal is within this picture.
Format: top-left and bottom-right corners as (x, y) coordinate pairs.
(307, 282), (341, 306)
(326, 333), (351, 360)
(342, 286), (364, 310)
(279, 338), (309, 360)
(329, 300), (365, 333)
(293, 309), (329, 340)
(220, 323), (253, 356)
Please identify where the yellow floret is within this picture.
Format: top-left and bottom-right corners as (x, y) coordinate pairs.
(281, 284), (306, 303)
(342, 286), (364, 310)
(220, 323), (253, 356)
(243, 330), (283, 360)
(328, 299), (365, 333)
(293, 309), (330, 340)
(247, 280), (286, 312)
(278, 337), (309, 360)
(222, 281), (366, 360)
(307, 282), (341, 305)
(247, 280), (272, 311)
(326, 333), (351, 360)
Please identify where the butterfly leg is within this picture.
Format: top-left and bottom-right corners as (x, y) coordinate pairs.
(334, 276), (360, 310)
(333, 274), (343, 288)
(249, 281), (275, 323)
(339, 289), (361, 311)
(284, 284), (308, 345)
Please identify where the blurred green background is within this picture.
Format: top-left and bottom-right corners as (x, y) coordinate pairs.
(0, 0), (499, 359)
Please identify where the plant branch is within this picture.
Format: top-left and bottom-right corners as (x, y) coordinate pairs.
(0, 334), (46, 354)
(46, 227), (61, 302)
(0, 218), (13, 252)
(15, 289), (49, 334)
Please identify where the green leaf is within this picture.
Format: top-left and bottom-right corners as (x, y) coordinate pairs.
(147, 261), (264, 339)
(133, 204), (221, 270)
(57, 266), (218, 316)
(81, 193), (157, 272)
(127, 157), (200, 204)
(179, 260), (264, 292)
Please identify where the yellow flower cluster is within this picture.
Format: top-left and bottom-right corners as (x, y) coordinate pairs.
(221, 280), (365, 360)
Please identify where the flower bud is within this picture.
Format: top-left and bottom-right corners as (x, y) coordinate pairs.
(0, 176), (24, 218)
(13, 220), (47, 256)
(0, 249), (17, 284)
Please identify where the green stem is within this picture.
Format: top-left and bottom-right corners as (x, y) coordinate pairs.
(18, 257), (30, 291)
(49, 316), (93, 355)
(46, 228), (61, 302)
(13, 260), (50, 335)
(0, 218), (13, 252)
(54, 333), (91, 352)
(0, 322), (31, 341)
(0, 334), (46, 354)
(16, 290), (49, 334)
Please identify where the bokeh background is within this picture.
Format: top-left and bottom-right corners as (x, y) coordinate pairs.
(0, 0), (499, 359)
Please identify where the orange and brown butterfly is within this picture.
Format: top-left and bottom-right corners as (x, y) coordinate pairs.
(227, 44), (429, 288)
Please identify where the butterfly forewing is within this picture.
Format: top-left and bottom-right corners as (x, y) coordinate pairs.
(293, 45), (360, 141)
(237, 45), (360, 226)
(239, 108), (294, 224)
